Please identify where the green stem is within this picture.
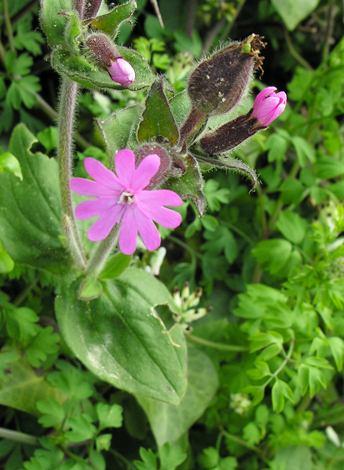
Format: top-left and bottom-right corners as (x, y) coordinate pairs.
(187, 334), (249, 352)
(220, 0), (247, 41)
(108, 449), (137, 470)
(168, 235), (203, 260)
(267, 160), (300, 234)
(262, 333), (295, 389)
(13, 277), (39, 307)
(2, 0), (15, 52)
(284, 27), (314, 72)
(58, 78), (86, 269)
(85, 224), (120, 277)
(220, 429), (270, 464)
(58, 446), (97, 469)
(0, 428), (40, 446)
(220, 220), (255, 246)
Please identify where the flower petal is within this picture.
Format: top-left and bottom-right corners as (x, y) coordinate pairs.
(75, 198), (117, 220)
(133, 207), (161, 251)
(118, 208), (138, 255)
(87, 205), (125, 241)
(140, 205), (182, 228)
(84, 157), (123, 190)
(70, 178), (116, 197)
(254, 86), (277, 106)
(138, 189), (183, 207)
(132, 154), (160, 191)
(114, 149), (136, 188)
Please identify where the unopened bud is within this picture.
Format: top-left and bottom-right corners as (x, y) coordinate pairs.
(199, 86), (287, 154)
(251, 86), (287, 127)
(86, 33), (135, 86)
(187, 34), (265, 116)
(75, 0), (102, 19)
(83, 0), (102, 20)
(109, 58), (135, 86)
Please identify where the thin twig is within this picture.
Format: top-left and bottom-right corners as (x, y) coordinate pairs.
(2, 0), (15, 52)
(284, 27), (314, 72)
(150, 0), (164, 29)
(187, 334), (249, 352)
(0, 427), (40, 446)
(13, 277), (39, 307)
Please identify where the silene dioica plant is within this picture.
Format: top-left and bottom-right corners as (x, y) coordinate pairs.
(2, 0), (344, 469)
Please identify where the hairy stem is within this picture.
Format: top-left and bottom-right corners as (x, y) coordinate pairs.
(58, 78), (86, 268)
(85, 225), (120, 277)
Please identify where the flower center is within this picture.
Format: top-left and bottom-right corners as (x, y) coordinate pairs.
(119, 191), (135, 205)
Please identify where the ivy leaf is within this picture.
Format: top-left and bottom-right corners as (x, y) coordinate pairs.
(5, 52), (33, 76)
(201, 226), (238, 264)
(96, 403), (123, 431)
(47, 360), (94, 401)
(25, 327), (60, 368)
(65, 414), (98, 442)
(328, 337), (344, 371)
(134, 448), (158, 470)
(198, 447), (219, 469)
(242, 422), (261, 446)
(13, 22), (44, 56)
(96, 434), (112, 452)
(37, 127), (58, 154)
(252, 239), (293, 276)
(37, 397), (65, 427)
(272, 378), (294, 413)
(6, 307), (39, 344)
(159, 443), (187, 470)
(203, 179), (230, 212)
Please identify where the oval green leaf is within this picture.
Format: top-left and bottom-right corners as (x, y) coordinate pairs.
(55, 268), (187, 405)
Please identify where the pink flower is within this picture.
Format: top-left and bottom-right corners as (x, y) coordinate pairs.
(70, 150), (183, 255)
(108, 58), (135, 86)
(251, 86), (287, 127)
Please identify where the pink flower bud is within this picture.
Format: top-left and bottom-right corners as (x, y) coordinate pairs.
(108, 58), (135, 86)
(251, 86), (287, 126)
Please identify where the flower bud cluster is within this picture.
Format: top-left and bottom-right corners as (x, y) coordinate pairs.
(172, 283), (211, 332)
